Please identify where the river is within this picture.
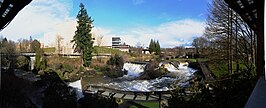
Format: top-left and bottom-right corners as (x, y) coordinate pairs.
(69, 61), (197, 99)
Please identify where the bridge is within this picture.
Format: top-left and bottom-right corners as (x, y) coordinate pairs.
(85, 87), (172, 101)
(1, 52), (111, 70)
(82, 84), (194, 108)
(84, 85), (172, 108)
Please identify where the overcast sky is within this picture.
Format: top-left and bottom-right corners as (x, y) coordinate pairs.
(0, 0), (210, 48)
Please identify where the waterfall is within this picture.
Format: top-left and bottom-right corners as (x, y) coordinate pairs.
(90, 61), (197, 92)
(160, 62), (179, 72)
(178, 62), (189, 70)
(122, 62), (146, 77)
(68, 80), (84, 100)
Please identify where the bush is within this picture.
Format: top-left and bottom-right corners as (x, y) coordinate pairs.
(167, 71), (257, 108)
(16, 56), (29, 70)
(79, 94), (118, 108)
(62, 64), (74, 72)
(36, 72), (77, 108)
(107, 54), (124, 67)
(103, 65), (124, 78)
(103, 55), (125, 78)
(79, 66), (85, 72)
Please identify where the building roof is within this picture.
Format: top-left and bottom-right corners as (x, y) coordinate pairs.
(224, 0), (263, 31)
(0, 0), (31, 30)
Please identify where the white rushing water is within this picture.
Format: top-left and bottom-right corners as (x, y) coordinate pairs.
(73, 62), (197, 93)
(102, 62), (197, 92)
(104, 77), (176, 92)
(68, 80), (84, 100)
(122, 62), (146, 78)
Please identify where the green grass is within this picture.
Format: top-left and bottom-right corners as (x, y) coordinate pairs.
(172, 58), (197, 62)
(93, 46), (127, 55)
(208, 61), (247, 78)
(208, 61), (229, 78)
(43, 47), (56, 53)
(129, 102), (159, 108)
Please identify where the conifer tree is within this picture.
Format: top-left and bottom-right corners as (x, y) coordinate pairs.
(71, 3), (94, 67)
(149, 39), (161, 55)
(149, 39), (154, 54)
(155, 40), (161, 55)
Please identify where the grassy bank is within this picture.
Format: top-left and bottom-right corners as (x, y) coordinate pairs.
(93, 46), (127, 55)
(208, 61), (247, 78)
(43, 47), (56, 53)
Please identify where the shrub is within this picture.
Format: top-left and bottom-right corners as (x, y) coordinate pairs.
(62, 64), (74, 73)
(16, 56), (29, 70)
(107, 54), (124, 67)
(36, 72), (77, 108)
(79, 66), (85, 72)
(79, 94), (118, 108)
(104, 54), (125, 78)
(103, 65), (124, 78)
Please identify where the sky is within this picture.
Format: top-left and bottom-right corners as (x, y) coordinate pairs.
(0, 0), (210, 48)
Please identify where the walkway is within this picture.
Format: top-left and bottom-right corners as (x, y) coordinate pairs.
(245, 77), (266, 108)
(198, 61), (215, 81)
(84, 85), (173, 101)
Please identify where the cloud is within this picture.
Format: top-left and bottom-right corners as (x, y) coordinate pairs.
(38, 20), (77, 47)
(99, 19), (205, 48)
(0, 0), (205, 49)
(0, 0), (74, 43)
(132, 0), (145, 5)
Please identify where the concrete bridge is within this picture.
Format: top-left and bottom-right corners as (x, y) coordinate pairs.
(1, 53), (36, 70)
(1, 52), (111, 70)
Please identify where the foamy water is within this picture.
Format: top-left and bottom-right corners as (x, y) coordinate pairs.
(103, 62), (196, 92)
(68, 80), (84, 100)
(122, 62), (146, 78)
(71, 62), (197, 93)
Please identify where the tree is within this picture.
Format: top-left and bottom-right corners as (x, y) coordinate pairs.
(133, 42), (143, 54)
(148, 39), (154, 54)
(155, 40), (161, 55)
(148, 39), (161, 55)
(96, 34), (103, 46)
(18, 38), (31, 52)
(71, 3), (94, 67)
(192, 37), (209, 57)
(0, 37), (17, 71)
(31, 40), (41, 52)
(204, 0), (256, 75)
(31, 39), (46, 71)
(55, 34), (64, 54)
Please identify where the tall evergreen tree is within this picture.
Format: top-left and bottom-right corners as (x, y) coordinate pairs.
(148, 39), (161, 55)
(31, 39), (46, 71)
(71, 3), (94, 67)
(155, 40), (161, 55)
(149, 39), (154, 54)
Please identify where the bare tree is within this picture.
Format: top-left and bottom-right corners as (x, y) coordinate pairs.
(55, 34), (64, 54)
(96, 34), (103, 46)
(204, 0), (256, 75)
(17, 38), (31, 52)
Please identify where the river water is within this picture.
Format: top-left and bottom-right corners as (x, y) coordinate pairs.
(69, 62), (196, 99)
(103, 62), (196, 92)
